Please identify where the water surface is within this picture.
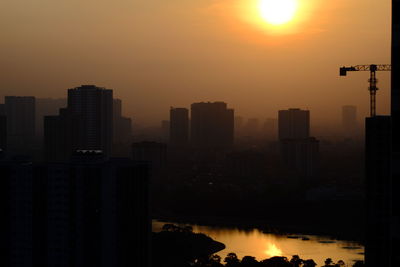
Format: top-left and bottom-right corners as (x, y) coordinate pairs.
(152, 220), (364, 266)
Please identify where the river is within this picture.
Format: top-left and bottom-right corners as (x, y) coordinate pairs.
(152, 220), (364, 266)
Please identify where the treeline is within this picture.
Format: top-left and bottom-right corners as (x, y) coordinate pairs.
(191, 253), (365, 267)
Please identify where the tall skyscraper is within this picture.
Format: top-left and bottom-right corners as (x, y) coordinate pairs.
(365, 116), (391, 267)
(190, 102), (234, 149)
(44, 85), (113, 161)
(278, 108), (309, 140)
(4, 96), (36, 152)
(365, 2), (400, 267)
(392, 2), (400, 266)
(169, 107), (189, 147)
(68, 85), (113, 156)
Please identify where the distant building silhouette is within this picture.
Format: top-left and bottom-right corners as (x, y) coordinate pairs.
(1, 152), (150, 267)
(44, 85), (113, 161)
(169, 107), (189, 147)
(44, 108), (80, 162)
(234, 116), (244, 136)
(113, 98), (132, 145)
(342, 105), (358, 136)
(278, 108), (309, 140)
(191, 102), (234, 149)
(68, 85), (113, 156)
(4, 96), (35, 152)
(35, 98), (67, 137)
(278, 108), (318, 179)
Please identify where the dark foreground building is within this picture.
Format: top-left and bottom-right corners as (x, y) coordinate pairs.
(365, 2), (400, 266)
(1, 151), (150, 267)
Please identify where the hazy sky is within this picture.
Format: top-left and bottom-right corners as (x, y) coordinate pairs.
(0, 0), (391, 126)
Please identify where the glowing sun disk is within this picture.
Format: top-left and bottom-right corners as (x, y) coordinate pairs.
(259, 0), (298, 25)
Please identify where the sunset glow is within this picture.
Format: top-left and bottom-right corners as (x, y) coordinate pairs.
(259, 0), (298, 25)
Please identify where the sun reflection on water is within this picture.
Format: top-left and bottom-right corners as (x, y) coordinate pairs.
(264, 243), (283, 257)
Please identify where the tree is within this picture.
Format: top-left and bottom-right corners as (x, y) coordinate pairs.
(302, 259), (317, 267)
(323, 258), (334, 267)
(334, 260), (345, 267)
(241, 256), (259, 267)
(289, 255), (302, 267)
(261, 256), (290, 267)
(224, 253), (240, 267)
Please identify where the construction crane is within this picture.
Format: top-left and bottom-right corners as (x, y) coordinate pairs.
(339, 64), (391, 117)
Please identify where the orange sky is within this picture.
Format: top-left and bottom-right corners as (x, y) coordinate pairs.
(0, 0), (391, 126)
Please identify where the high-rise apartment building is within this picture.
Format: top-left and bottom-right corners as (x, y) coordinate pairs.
(68, 85), (113, 156)
(190, 102), (234, 149)
(278, 108), (318, 179)
(278, 108), (309, 140)
(169, 107), (189, 147)
(1, 152), (150, 267)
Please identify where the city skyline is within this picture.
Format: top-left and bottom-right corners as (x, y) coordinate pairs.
(0, 0), (391, 125)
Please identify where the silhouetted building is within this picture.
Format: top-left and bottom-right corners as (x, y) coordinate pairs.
(234, 116), (244, 137)
(35, 98), (67, 137)
(113, 98), (132, 145)
(44, 108), (80, 162)
(278, 108), (309, 140)
(391, 2), (400, 267)
(1, 152), (150, 267)
(191, 102), (234, 149)
(68, 85), (113, 157)
(342, 105), (359, 136)
(4, 96), (35, 152)
(365, 116), (391, 267)
(278, 109), (318, 179)
(365, 3), (400, 267)
(169, 107), (188, 147)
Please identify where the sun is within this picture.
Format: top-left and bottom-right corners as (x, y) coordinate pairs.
(259, 0), (298, 25)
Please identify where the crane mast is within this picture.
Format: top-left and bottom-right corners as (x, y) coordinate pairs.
(339, 64), (391, 117)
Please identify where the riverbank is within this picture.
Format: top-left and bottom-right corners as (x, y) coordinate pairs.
(152, 214), (365, 243)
